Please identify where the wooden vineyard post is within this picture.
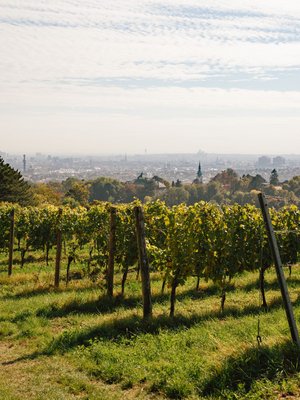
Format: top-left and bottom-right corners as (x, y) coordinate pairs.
(107, 206), (117, 297)
(8, 209), (15, 276)
(258, 193), (300, 347)
(134, 206), (152, 319)
(54, 208), (63, 288)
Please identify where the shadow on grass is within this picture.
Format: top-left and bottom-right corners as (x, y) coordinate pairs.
(39, 296), (289, 356)
(203, 340), (300, 396)
(0, 255), (53, 267)
(1, 312), (209, 365)
(34, 283), (232, 320)
(2, 281), (101, 300)
(242, 276), (300, 293)
(2, 295), (296, 367)
(36, 295), (142, 318)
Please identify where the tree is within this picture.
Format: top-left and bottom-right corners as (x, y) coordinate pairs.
(248, 174), (266, 191)
(63, 180), (89, 205)
(31, 183), (62, 205)
(283, 176), (300, 197)
(205, 181), (222, 201)
(0, 157), (31, 205)
(152, 175), (170, 189)
(175, 179), (182, 187)
(270, 169), (279, 186)
(160, 187), (189, 206)
(89, 177), (124, 203)
(132, 176), (157, 200)
(212, 168), (238, 186)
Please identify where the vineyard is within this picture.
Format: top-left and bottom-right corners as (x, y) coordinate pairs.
(1, 200), (300, 314)
(1, 200), (300, 399)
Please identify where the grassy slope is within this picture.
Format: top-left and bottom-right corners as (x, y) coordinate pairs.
(1, 254), (300, 399)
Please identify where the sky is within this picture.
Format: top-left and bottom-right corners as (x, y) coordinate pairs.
(0, 0), (300, 155)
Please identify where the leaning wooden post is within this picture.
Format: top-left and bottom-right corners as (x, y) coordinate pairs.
(107, 206), (117, 297)
(8, 209), (15, 276)
(134, 206), (152, 319)
(258, 192), (300, 347)
(54, 208), (63, 288)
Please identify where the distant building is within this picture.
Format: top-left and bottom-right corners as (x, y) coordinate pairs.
(23, 154), (26, 173)
(257, 156), (272, 168)
(273, 156), (285, 167)
(193, 162), (203, 184)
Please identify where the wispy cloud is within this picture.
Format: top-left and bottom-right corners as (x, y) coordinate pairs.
(1, 0), (299, 85)
(0, 1), (299, 153)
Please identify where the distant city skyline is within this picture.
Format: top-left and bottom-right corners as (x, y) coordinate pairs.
(3, 150), (300, 158)
(0, 1), (299, 154)
(4, 149), (300, 186)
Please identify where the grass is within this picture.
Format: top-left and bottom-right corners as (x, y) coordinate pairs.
(1, 250), (300, 399)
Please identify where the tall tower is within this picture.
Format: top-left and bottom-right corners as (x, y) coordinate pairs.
(197, 162), (203, 183)
(23, 154), (26, 173)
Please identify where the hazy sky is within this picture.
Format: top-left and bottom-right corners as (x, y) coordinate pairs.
(0, 0), (300, 155)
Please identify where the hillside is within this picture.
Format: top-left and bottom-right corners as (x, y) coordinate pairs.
(0, 257), (300, 399)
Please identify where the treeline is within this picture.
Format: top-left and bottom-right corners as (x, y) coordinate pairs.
(1, 201), (300, 316)
(1, 155), (300, 208)
(29, 169), (300, 209)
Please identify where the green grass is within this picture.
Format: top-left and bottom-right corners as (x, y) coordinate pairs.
(1, 251), (300, 399)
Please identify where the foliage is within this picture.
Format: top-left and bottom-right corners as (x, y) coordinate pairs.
(1, 199), (300, 314)
(270, 169), (279, 186)
(21, 167), (300, 209)
(89, 177), (124, 203)
(0, 156), (31, 205)
(30, 183), (62, 206)
(160, 187), (190, 206)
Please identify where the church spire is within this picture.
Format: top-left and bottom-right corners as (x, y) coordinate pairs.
(193, 162), (203, 184)
(197, 162), (202, 179)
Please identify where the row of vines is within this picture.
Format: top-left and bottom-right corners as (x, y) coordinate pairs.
(0, 201), (300, 316)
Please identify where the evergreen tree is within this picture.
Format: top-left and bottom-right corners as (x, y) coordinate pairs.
(270, 169), (279, 186)
(175, 179), (182, 187)
(0, 157), (31, 204)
